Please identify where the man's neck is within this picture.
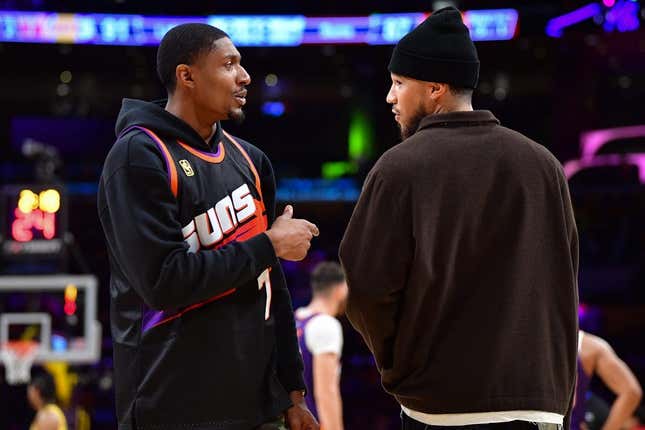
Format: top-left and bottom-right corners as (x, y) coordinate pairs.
(307, 297), (338, 317)
(165, 96), (217, 142)
(434, 101), (474, 115)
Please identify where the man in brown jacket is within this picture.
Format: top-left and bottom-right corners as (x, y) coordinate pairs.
(339, 7), (579, 430)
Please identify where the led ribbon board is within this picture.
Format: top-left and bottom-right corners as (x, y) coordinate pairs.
(0, 9), (519, 46)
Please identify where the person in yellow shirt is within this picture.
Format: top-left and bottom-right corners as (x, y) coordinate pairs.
(27, 372), (68, 430)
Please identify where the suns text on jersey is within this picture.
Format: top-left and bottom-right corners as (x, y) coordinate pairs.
(181, 183), (257, 252)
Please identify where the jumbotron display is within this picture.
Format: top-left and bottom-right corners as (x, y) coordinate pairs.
(0, 9), (518, 46)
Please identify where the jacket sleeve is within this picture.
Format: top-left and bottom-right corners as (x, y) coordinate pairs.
(98, 134), (277, 311)
(558, 168), (580, 430)
(560, 171), (579, 293)
(338, 161), (413, 371)
(258, 151), (306, 393)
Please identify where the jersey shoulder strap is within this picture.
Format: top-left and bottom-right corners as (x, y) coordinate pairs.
(222, 130), (264, 202)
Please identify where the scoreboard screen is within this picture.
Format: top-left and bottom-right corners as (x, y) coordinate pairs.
(1, 185), (67, 257)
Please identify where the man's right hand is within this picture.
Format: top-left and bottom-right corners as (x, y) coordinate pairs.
(265, 205), (319, 261)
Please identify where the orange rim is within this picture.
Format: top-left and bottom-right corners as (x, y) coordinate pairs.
(2, 340), (39, 357)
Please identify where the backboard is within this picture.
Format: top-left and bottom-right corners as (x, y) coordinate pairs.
(0, 275), (101, 365)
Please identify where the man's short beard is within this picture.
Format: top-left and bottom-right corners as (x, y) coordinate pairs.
(398, 105), (426, 140)
(228, 108), (245, 125)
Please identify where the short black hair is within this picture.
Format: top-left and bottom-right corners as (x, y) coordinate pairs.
(449, 85), (474, 100)
(311, 262), (346, 296)
(30, 372), (57, 404)
(156, 23), (229, 93)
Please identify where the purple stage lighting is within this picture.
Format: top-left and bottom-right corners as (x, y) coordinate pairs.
(262, 102), (286, 117)
(603, 0), (640, 32)
(580, 125), (645, 159)
(546, 3), (603, 37)
(564, 125), (645, 183)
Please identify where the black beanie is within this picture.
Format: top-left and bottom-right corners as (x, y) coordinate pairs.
(388, 7), (480, 89)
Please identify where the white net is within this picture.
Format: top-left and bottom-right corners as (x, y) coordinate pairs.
(0, 342), (38, 385)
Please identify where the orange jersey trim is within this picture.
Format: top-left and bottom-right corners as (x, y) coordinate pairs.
(146, 288), (237, 330)
(177, 140), (226, 163)
(222, 130), (263, 202)
(138, 127), (179, 198)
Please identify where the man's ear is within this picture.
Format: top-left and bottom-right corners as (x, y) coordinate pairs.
(426, 82), (448, 101)
(175, 64), (196, 90)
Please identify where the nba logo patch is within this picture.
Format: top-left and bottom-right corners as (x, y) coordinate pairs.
(179, 160), (194, 177)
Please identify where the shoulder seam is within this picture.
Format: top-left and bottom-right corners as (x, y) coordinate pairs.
(104, 132), (166, 182)
(99, 163), (164, 217)
(102, 164), (167, 188)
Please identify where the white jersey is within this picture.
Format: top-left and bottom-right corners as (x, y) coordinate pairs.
(295, 308), (343, 357)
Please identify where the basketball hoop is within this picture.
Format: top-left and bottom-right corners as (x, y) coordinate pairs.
(0, 340), (39, 385)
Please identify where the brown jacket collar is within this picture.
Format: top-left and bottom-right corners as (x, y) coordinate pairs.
(416, 110), (500, 132)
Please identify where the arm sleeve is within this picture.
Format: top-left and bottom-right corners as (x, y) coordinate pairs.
(258, 151), (306, 393)
(558, 168), (579, 430)
(561, 172), (579, 289)
(304, 315), (343, 356)
(338, 161), (413, 371)
(98, 136), (277, 311)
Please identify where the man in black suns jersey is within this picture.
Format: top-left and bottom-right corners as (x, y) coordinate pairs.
(98, 23), (320, 430)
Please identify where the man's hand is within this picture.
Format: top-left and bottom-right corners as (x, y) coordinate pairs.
(284, 390), (319, 430)
(266, 205), (319, 261)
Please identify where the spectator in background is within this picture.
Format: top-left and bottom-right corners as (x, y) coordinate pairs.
(295, 262), (348, 430)
(27, 372), (68, 430)
(573, 331), (642, 430)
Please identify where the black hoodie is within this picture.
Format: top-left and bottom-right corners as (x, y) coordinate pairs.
(98, 99), (304, 430)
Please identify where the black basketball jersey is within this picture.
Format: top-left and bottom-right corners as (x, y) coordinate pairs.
(98, 99), (304, 430)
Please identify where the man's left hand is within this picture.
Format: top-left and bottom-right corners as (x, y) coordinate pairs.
(284, 391), (319, 430)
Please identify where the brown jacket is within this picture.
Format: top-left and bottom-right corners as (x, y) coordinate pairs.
(339, 110), (578, 421)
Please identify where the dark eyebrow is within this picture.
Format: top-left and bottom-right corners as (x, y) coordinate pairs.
(223, 53), (241, 61)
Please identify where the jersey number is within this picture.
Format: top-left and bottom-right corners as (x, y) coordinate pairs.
(257, 268), (272, 320)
